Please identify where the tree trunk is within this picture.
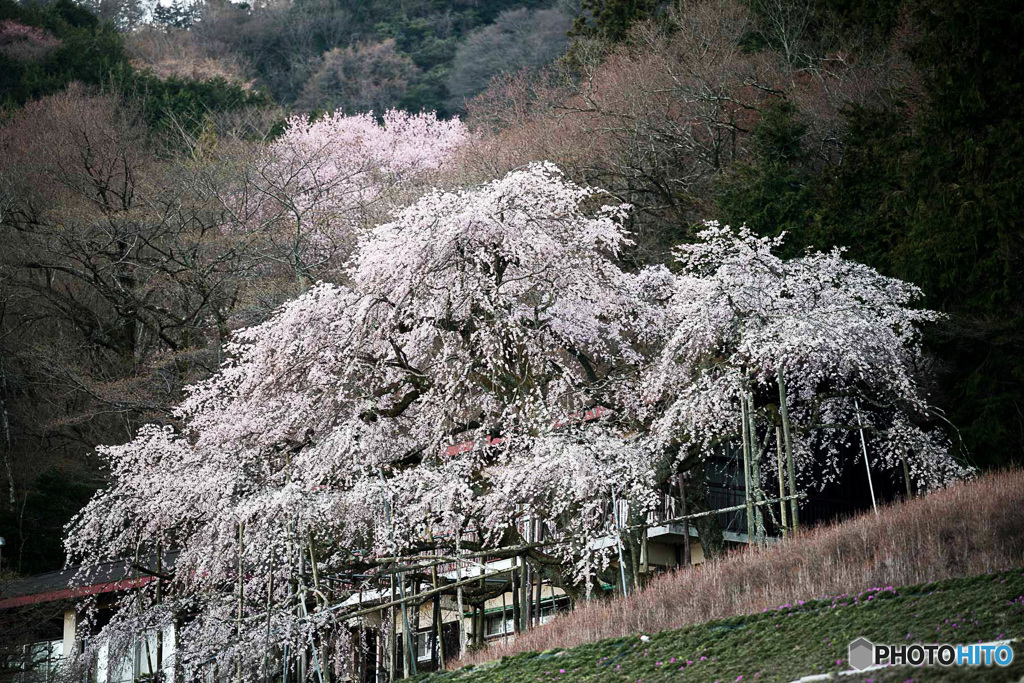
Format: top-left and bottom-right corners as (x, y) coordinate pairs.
(686, 475), (725, 559)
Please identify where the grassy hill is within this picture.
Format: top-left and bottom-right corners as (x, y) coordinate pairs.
(420, 569), (1024, 682)
(421, 470), (1024, 682)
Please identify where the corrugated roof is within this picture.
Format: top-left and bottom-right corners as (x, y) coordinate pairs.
(0, 552), (176, 610)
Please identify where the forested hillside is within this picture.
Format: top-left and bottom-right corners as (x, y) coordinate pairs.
(0, 0), (1020, 591)
(130, 0), (574, 115)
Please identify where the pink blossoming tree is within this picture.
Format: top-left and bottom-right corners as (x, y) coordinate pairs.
(226, 109), (468, 290)
(638, 223), (970, 540)
(65, 173), (968, 678)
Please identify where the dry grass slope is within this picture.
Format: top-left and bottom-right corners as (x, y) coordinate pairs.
(462, 468), (1024, 667)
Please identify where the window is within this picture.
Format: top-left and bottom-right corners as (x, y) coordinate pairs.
(485, 611), (513, 637)
(414, 632), (433, 662)
(1, 640), (62, 681)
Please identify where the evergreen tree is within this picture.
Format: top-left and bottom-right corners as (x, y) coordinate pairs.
(570, 0), (656, 42)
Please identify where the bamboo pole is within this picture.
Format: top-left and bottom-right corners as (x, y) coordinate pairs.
(778, 367), (800, 530)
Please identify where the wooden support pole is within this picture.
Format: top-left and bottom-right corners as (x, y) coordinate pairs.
(854, 397), (879, 515)
(640, 524), (649, 579)
(340, 565), (519, 626)
(264, 563), (273, 683)
(401, 583), (409, 678)
(389, 579), (397, 680)
(476, 605), (483, 647)
(479, 605), (486, 648)
(315, 498), (808, 626)
(537, 520), (545, 626)
(740, 396), (754, 544)
(610, 487), (629, 597)
(902, 455), (913, 499)
(778, 368), (800, 531)
(427, 528), (445, 671)
(629, 533), (641, 593)
(655, 494), (808, 526)
(377, 469), (417, 678)
(155, 541), (163, 679)
(519, 554), (530, 631)
(775, 426), (788, 536)
(533, 563), (542, 628)
(747, 392), (766, 545)
(678, 474), (691, 566)
(455, 554), (466, 659)
(428, 557), (444, 667)
(410, 580), (420, 666)
(511, 563), (521, 635)
(501, 589), (508, 645)
(526, 516), (534, 629)
(237, 522), (244, 683)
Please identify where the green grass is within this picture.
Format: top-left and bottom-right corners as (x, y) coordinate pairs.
(417, 569), (1024, 682)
